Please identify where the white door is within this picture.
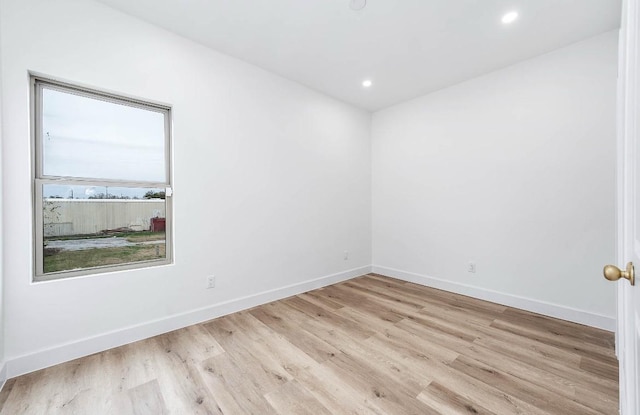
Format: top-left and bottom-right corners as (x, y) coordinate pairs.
(614, 0), (640, 413)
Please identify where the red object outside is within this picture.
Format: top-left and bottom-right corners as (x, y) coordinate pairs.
(151, 217), (166, 232)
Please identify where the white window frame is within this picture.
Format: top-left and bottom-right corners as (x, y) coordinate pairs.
(31, 75), (173, 281)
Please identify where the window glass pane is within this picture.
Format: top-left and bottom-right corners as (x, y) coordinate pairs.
(42, 87), (166, 182)
(42, 184), (167, 274)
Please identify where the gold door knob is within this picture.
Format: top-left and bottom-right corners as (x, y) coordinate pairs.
(603, 262), (635, 286)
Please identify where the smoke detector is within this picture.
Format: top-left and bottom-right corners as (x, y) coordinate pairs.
(349, 0), (366, 11)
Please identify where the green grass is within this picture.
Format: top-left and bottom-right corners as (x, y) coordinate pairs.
(125, 232), (165, 242)
(44, 243), (166, 273)
(45, 231), (165, 242)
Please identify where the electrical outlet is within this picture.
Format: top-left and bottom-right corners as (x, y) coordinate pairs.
(467, 262), (476, 273)
(344, 251), (349, 260)
(206, 275), (216, 289)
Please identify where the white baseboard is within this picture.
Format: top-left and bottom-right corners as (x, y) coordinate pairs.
(6, 266), (371, 378)
(6, 263), (613, 378)
(372, 265), (616, 331)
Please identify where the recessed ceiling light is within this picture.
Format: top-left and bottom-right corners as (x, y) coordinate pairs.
(362, 79), (373, 88)
(349, 0), (367, 11)
(501, 11), (519, 24)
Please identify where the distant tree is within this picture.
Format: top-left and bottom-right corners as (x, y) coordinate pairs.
(144, 190), (166, 200)
(88, 193), (131, 200)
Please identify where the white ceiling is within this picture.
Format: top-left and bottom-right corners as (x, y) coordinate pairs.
(96, 0), (621, 112)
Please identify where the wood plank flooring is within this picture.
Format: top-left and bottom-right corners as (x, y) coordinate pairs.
(0, 274), (618, 414)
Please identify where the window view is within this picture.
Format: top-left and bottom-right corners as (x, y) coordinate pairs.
(33, 77), (172, 280)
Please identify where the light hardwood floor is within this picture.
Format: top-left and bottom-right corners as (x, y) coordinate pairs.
(0, 274), (618, 414)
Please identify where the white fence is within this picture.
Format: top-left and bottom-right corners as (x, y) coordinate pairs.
(44, 199), (165, 237)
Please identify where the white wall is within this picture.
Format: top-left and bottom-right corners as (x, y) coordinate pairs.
(372, 31), (618, 329)
(0, 0), (5, 386)
(0, 0), (619, 379)
(0, 0), (371, 376)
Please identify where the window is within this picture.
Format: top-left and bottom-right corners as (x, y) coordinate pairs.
(32, 76), (172, 281)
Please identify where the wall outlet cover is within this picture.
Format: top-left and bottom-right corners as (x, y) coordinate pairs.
(206, 275), (216, 289)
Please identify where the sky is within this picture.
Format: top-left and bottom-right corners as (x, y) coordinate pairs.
(41, 86), (167, 198)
